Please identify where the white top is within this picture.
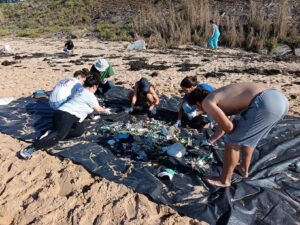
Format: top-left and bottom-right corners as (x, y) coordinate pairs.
(212, 24), (219, 35)
(59, 88), (100, 122)
(49, 77), (82, 105)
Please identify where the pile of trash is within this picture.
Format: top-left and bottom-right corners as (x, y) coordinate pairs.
(98, 115), (214, 176)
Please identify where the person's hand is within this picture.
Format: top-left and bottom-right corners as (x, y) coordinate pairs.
(101, 78), (108, 84)
(150, 107), (157, 115)
(103, 108), (112, 115)
(175, 120), (181, 127)
(125, 107), (133, 113)
(200, 139), (213, 147)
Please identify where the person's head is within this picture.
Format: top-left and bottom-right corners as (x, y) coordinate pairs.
(138, 77), (151, 95)
(65, 40), (74, 50)
(84, 75), (100, 93)
(94, 58), (109, 72)
(180, 76), (198, 94)
(187, 87), (211, 111)
(128, 31), (138, 40)
(73, 68), (90, 84)
(210, 20), (214, 24)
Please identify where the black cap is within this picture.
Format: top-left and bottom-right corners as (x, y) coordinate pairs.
(138, 77), (150, 94)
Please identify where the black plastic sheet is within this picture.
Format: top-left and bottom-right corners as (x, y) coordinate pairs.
(0, 86), (300, 225)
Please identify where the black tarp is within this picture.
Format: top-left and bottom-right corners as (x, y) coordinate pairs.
(0, 86), (300, 225)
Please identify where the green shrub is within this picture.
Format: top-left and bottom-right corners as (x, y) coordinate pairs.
(0, 28), (10, 36)
(95, 23), (131, 41)
(17, 28), (41, 38)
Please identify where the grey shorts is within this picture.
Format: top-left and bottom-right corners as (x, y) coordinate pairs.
(225, 88), (289, 148)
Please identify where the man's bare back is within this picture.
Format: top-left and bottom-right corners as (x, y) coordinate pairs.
(201, 83), (268, 133)
(205, 83), (268, 116)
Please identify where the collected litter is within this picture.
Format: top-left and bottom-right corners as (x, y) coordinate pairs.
(157, 166), (177, 180)
(162, 143), (186, 158)
(98, 115), (214, 172)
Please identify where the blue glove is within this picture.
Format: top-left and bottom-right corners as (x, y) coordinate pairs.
(150, 107), (157, 115)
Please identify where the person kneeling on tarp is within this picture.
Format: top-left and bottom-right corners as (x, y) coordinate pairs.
(49, 68), (89, 110)
(19, 75), (111, 160)
(126, 77), (159, 116)
(90, 58), (115, 95)
(187, 82), (289, 187)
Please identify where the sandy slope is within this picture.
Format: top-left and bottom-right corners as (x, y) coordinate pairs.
(0, 37), (299, 225)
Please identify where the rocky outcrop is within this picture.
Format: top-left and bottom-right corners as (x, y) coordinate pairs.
(272, 44), (293, 56)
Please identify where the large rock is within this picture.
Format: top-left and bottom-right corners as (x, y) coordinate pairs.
(258, 48), (268, 55)
(295, 48), (300, 57)
(272, 44), (293, 56)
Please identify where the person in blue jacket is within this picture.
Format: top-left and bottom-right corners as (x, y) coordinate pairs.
(208, 20), (221, 49)
(176, 76), (224, 146)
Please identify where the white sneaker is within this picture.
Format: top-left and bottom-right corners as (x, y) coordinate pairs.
(19, 146), (36, 160)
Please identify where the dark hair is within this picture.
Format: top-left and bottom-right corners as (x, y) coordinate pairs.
(180, 76), (197, 88)
(210, 20), (214, 24)
(84, 75), (100, 87)
(73, 68), (90, 78)
(138, 77), (151, 94)
(65, 40), (74, 50)
(187, 87), (210, 106)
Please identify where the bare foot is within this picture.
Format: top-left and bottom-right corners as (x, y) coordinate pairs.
(235, 165), (248, 178)
(205, 177), (230, 187)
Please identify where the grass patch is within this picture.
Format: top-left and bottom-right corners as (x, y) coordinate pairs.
(0, 28), (10, 36)
(16, 28), (41, 38)
(95, 23), (131, 41)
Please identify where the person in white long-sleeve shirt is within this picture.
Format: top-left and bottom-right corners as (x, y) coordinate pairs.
(49, 69), (89, 109)
(20, 75), (111, 160)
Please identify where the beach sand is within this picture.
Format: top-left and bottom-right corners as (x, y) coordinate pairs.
(0, 37), (299, 225)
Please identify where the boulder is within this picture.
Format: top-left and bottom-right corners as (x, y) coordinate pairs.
(272, 44), (292, 56)
(295, 48), (300, 57)
(258, 48), (268, 55)
(199, 41), (208, 48)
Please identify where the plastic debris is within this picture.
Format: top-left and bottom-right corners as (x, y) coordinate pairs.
(163, 143), (186, 158)
(157, 166), (177, 180)
(115, 133), (130, 139)
(107, 139), (116, 145)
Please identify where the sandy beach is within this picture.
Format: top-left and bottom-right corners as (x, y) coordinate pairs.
(0, 37), (299, 225)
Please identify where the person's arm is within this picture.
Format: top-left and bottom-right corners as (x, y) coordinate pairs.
(150, 86), (159, 106)
(94, 105), (109, 113)
(202, 99), (234, 133)
(148, 87), (159, 111)
(178, 105), (184, 120)
(131, 83), (138, 108)
(208, 126), (225, 143)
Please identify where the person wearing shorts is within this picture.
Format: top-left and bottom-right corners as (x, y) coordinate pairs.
(126, 77), (159, 115)
(187, 83), (289, 187)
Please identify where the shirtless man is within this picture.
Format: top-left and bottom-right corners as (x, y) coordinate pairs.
(187, 83), (289, 187)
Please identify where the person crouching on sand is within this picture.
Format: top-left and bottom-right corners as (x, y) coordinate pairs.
(19, 75), (111, 160)
(126, 77), (159, 116)
(187, 82), (288, 187)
